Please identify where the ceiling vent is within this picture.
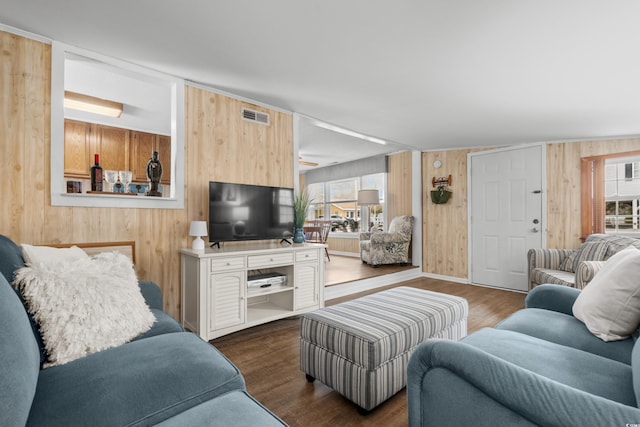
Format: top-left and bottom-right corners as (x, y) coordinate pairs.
(242, 107), (269, 125)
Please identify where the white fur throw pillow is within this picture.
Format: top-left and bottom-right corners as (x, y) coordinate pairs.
(21, 243), (89, 267)
(13, 251), (155, 367)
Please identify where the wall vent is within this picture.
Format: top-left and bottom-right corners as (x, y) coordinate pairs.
(241, 107), (270, 125)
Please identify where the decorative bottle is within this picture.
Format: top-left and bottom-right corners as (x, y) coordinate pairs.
(90, 154), (103, 192)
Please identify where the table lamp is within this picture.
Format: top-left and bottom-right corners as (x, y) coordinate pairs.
(357, 189), (380, 233)
(189, 221), (208, 251)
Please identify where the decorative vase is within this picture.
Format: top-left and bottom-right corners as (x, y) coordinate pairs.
(293, 227), (305, 243)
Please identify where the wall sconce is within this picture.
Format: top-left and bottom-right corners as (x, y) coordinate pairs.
(64, 91), (123, 118)
(189, 221), (208, 251)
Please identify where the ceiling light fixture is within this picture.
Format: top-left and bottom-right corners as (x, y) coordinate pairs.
(298, 156), (319, 167)
(64, 91), (123, 118)
(308, 118), (387, 145)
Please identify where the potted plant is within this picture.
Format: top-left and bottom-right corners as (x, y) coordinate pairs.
(293, 189), (312, 243)
(430, 185), (452, 204)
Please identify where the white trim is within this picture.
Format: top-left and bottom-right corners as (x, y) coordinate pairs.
(421, 144), (511, 153)
(328, 232), (359, 239)
(324, 268), (421, 300)
(466, 142), (547, 287)
(411, 150), (423, 268)
(293, 112), (301, 190)
(186, 80), (291, 115)
(299, 114), (388, 146)
(0, 20), (292, 117)
(50, 41), (185, 209)
(328, 250), (359, 258)
(468, 281), (528, 294)
(420, 272), (469, 284)
(0, 23), (51, 44)
(544, 134), (640, 145)
(420, 134), (640, 154)
(296, 114), (414, 150)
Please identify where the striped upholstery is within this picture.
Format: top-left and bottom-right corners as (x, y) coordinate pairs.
(595, 234), (640, 258)
(528, 234), (640, 290)
(575, 260), (605, 289)
(300, 286), (468, 410)
(528, 248), (575, 272)
(529, 268), (575, 287)
(560, 240), (609, 272)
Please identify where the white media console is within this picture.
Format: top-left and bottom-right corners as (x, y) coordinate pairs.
(180, 243), (325, 340)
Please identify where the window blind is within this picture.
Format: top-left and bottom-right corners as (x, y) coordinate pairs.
(303, 155), (388, 185)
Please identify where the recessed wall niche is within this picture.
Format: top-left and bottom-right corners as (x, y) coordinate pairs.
(51, 41), (185, 208)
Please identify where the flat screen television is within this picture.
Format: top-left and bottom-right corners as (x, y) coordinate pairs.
(209, 181), (295, 245)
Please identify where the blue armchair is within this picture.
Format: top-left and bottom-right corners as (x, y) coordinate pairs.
(407, 284), (640, 426)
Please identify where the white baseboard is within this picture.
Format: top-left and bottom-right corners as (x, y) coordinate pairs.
(327, 250), (360, 258)
(420, 272), (469, 284)
(324, 268), (422, 300)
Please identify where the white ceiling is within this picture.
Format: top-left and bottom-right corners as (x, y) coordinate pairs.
(64, 54), (172, 135)
(3, 1), (640, 167)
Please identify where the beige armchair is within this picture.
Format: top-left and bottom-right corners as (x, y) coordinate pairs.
(359, 215), (414, 266)
(527, 233), (640, 290)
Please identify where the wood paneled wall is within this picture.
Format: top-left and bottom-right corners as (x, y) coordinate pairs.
(422, 149), (487, 279)
(386, 151), (413, 220)
(546, 137), (640, 248)
(326, 236), (361, 254)
(0, 31), (293, 319)
(185, 85), (294, 223)
(1, 32), (50, 242)
(5, 30), (637, 304)
(422, 139), (640, 280)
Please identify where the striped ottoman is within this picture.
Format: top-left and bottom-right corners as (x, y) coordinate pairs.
(300, 286), (468, 412)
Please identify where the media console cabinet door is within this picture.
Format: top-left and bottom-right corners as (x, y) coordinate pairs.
(209, 271), (245, 333)
(181, 244), (324, 340)
(295, 262), (319, 310)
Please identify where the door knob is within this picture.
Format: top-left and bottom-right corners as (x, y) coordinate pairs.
(531, 227), (539, 233)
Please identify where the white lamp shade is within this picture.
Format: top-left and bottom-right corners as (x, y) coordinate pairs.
(357, 189), (380, 205)
(189, 221), (208, 237)
(189, 221), (208, 251)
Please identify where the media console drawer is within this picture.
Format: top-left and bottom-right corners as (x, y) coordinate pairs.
(296, 250), (318, 262)
(247, 252), (294, 268)
(181, 243), (325, 340)
(211, 256), (245, 272)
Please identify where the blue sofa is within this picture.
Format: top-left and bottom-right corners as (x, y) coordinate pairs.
(407, 284), (640, 426)
(0, 234), (286, 427)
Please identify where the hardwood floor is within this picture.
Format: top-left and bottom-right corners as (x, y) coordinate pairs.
(211, 277), (525, 427)
(324, 255), (418, 286)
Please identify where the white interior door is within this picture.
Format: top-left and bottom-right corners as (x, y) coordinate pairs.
(469, 145), (544, 291)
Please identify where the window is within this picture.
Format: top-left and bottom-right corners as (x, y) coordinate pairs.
(604, 160), (640, 233)
(277, 189), (294, 224)
(581, 151), (640, 237)
(307, 173), (385, 233)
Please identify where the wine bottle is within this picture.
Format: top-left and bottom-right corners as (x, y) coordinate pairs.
(90, 154), (103, 192)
